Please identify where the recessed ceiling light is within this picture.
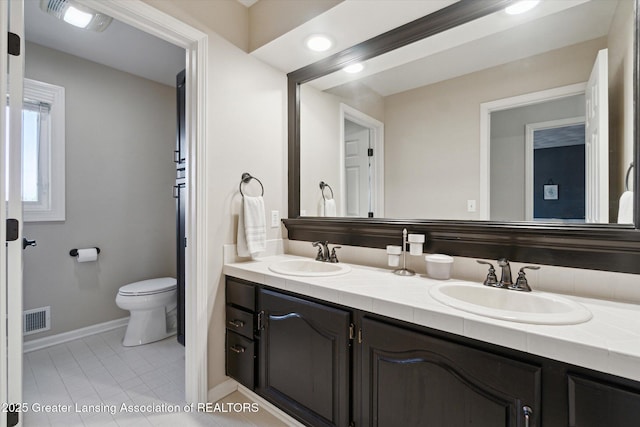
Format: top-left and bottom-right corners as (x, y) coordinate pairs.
(305, 35), (333, 52)
(343, 63), (364, 74)
(63, 6), (93, 28)
(40, 0), (113, 32)
(505, 0), (540, 15)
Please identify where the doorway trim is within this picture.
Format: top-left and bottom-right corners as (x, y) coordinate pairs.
(479, 82), (587, 220)
(339, 104), (385, 217)
(524, 117), (586, 221)
(81, 0), (209, 403)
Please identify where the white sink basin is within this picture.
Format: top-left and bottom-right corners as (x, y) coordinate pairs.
(268, 259), (351, 277)
(429, 282), (592, 325)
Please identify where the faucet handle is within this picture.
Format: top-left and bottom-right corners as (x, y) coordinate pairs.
(312, 241), (324, 261)
(476, 260), (498, 287)
(509, 266), (540, 292)
(329, 246), (341, 263)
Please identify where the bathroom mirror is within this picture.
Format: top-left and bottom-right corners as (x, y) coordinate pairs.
(299, 0), (633, 224)
(284, 0), (640, 274)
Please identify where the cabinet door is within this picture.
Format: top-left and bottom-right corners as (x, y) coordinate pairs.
(568, 374), (640, 427)
(360, 317), (541, 427)
(258, 289), (351, 427)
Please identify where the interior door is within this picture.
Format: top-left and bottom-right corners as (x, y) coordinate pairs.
(344, 120), (371, 217)
(1, 1), (24, 426)
(585, 48), (608, 223)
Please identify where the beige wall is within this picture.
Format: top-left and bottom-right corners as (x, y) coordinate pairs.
(139, 1), (288, 390)
(249, 0), (342, 51)
(608, 0), (635, 194)
(23, 42), (177, 339)
(300, 82), (384, 215)
(383, 37), (607, 219)
(143, 0), (250, 51)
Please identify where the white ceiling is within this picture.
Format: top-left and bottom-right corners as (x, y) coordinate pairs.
(252, 0), (618, 97)
(24, 0), (185, 87)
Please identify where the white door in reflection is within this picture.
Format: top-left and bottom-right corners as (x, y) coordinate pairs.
(344, 120), (371, 217)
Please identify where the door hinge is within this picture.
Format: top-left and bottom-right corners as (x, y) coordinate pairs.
(358, 328), (363, 344)
(8, 32), (20, 56)
(7, 409), (19, 427)
(350, 422), (355, 427)
(349, 323), (355, 340)
(6, 219), (19, 241)
(257, 311), (266, 330)
(367, 148), (374, 157)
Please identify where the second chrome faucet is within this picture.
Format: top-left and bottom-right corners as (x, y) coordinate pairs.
(477, 258), (539, 292)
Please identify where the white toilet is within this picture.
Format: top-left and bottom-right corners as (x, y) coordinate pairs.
(115, 277), (177, 347)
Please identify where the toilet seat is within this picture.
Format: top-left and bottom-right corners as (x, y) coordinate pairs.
(118, 277), (176, 297)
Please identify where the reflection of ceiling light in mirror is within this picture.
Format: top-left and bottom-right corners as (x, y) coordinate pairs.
(305, 35), (333, 52)
(39, 0), (113, 32)
(505, 0), (540, 15)
(344, 63), (364, 74)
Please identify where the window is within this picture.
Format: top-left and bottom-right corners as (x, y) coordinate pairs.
(22, 78), (65, 222)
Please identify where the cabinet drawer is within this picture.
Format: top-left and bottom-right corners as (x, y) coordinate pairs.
(226, 277), (255, 311)
(226, 331), (255, 389)
(226, 305), (254, 339)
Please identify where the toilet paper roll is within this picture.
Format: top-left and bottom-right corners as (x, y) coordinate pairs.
(76, 248), (98, 262)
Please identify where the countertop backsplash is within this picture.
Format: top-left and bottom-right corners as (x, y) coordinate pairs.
(284, 240), (640, 305)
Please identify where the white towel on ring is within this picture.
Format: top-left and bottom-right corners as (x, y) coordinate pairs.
(617, 191), (634, 224)
(237, 196), (266, 257)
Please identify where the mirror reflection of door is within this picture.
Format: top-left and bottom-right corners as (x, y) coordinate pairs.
(344, 120), (372, 217)
(340, 104), (384, 218)
(526, 119), (586, 222)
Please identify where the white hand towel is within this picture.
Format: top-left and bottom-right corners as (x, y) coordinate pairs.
(237, 196), (266, 257)
(324, 198), (337, 216)
(617, 191), (634, 224)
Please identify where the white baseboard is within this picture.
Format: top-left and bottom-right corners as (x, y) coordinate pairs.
(236, 384), (306, 427)
(23, 317), (129, 353)
(207, 378), (239, 403)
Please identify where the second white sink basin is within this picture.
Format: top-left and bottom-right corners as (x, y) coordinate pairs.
(429, 282), (592, 325)
(268, 259), (351, 277)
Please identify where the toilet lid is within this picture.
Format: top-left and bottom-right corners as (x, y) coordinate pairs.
(118, 277), (176, 296)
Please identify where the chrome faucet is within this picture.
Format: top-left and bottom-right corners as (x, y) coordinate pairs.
(497, 258), (513, 288)
(477, 259), (539, 292)
(312, 241), (341, 263)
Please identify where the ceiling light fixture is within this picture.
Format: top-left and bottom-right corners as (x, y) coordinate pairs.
(305, 34), (333, 52)
(40, 0), (113, 32)
(343, 63), (364, 74)
(505, 0), (540, 15)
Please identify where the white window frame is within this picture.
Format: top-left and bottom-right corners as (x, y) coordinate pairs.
(23, 78), (65, 222)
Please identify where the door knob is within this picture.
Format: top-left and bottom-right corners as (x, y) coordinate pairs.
(22, 238), (37, 250)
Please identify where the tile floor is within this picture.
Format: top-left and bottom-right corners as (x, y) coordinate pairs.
(22, 327), (286, 426)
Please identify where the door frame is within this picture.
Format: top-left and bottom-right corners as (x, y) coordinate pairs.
(81, 0), (209, 403)
(479, 82), (587, 220)
(339, 104), (384, 217)
(524, 116), (586, 221)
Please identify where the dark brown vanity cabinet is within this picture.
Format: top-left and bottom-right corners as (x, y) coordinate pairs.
(257, 288), (351, 427)
(225, 278), (257, 389)
(225, 276), (640, 427)
(360, 317), (540, 427)
(568, 374), (640, 427)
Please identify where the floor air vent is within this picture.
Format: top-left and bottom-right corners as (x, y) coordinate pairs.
(23, 307), (51, 335)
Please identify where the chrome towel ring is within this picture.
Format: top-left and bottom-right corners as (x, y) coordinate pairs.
(319, 181), (334, 200)
(239, 172), (264, 197)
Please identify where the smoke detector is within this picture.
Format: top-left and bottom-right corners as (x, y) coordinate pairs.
(39, 0), (112, 32)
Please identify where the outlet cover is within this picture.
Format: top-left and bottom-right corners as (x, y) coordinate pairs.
(467, 200), (477, 212)
(270, 210), (280, 228)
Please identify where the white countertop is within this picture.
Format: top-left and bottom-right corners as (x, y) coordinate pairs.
(224, 254), (640, 382)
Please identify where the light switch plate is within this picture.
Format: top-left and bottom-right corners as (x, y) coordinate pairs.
(270, 210), (280, 228)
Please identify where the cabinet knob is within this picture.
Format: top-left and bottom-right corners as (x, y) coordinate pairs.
(523, 405), (533, 427)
